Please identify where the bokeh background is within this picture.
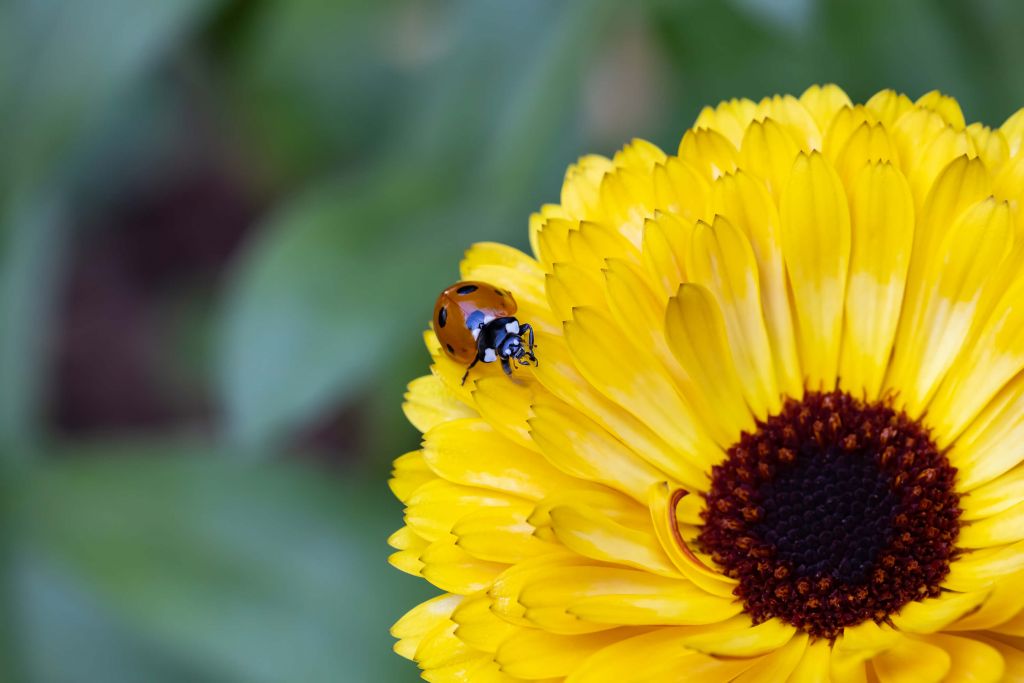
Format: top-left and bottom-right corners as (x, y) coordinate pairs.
(3, 0), (1024, 681)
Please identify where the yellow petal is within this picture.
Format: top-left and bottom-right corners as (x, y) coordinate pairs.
(569, 220), (641, 270)
(824, 105), (876, 162)
(471, 376), (535, 449)
(450, 592), (517, 653)
(414, 618), (477, 670)
(389, 525), (429, 552)
(567, 589), (743, 627)
(944, 540), (1024, 592)
(598, 168), (656, 247)
(459, 242), (554, 327)
(894, 112), (971, 209)
(488, 554), (588, 627)
(829, 650), (869, 683)
(651, 156), (710, 223)
(613, 137), (667, 172)
(927, 249), (1024, 444)
(800, 84), (853, 134)
(833, 121), (899, 193)
(451, 508), (558, 564)
(420, 534), (507, 594)
(503, 562), (740, 632)
(389, 547), (425, 577)
(664, 283), (755, 445)
(646, 482), (735, 598)
(687, 216), (781, 419)
(405, 479), (529, 543)
(870, 636), (950, 683)
(392, 593), (462, 660)
(864, 89), (915, 128)
(885, 198), (1013, 417)
(561, 155), (614, 221)
(529, 338), (706, 492)
(404, 375), (477, 434)
(389, 450), (436, 503)
(952, 372), (1024, 490)
(735, 632), (809, 683)
(675, 616), (796, 657)
(565, 627), (756, 683)
(922, 634), (1005, 683)
(695, 97), (758, 147)
(839, 161), (914, 399)
(528, 396), (664, 502)
(961, 500), (1024, 548)
(422, 654), (522, 683)
(755, 93), (822, 151)
(534, 215), (576, 270)
(836, 620), (902, 656)
(1003, 106), (1024, 158)
(962, 464), (1024, 520)
(547, 259), (605, 322)
(546, 502), (679, 577)
(780, 151), (851, 390)
(969, 636), (1024, 681)
(423, 418), (596, 500)
(709, 171), (802, 398)
(890, 589), (989, 633)
(640, 212), (690, 298)
(496, 628), (637, 680)
(916, 90), (967, 129)
(739, 117), (801, 197)
(679, 127), (739, 181)
(786, 638), (831, 683)
(603, 257), (688, 386)
(565, 306), (722, 471)
(967, 123), (1009, 171)
(948, 576), (1024, 631)
(530, 488), (652, 535)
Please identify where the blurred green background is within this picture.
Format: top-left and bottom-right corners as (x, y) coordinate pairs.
(2, 0), (1024, 680)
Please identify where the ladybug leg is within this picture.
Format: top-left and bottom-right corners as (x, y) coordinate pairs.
(501, 356), (513, 376)
(461, 356), (480, 386)
(520, 324), (537, 365)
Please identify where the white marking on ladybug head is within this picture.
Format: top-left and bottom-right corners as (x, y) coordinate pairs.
(471, 327), (481, 340)
(505, 320), (520, 334)
(483, 348), (497, 363)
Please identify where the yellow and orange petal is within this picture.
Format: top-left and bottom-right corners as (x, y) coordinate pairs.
(390, 85), (1024, 682)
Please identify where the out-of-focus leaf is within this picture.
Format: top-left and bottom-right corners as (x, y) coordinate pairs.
(217, 0), (405, 187)
(0, 0), (221, 198)
(217, 176), (459, 450)
(20, 557), (216, 683)
(0, 198), (66, 452)
(19, 450), (432, 683)
(0, 0), (223, 447)
(218, 0), (621, 449)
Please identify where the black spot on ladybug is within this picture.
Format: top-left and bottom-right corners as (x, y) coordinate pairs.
(446, 343), (455, 354)
(457, 284), (478, 295)
(438, 306), (447, 328)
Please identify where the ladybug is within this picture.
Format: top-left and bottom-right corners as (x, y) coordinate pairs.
(433, 281), (537, 385)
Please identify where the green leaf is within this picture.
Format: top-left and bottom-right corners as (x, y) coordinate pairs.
(19, 449), (432, 683)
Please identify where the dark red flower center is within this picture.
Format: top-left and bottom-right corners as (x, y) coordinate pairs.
(698, 391), (961, 639)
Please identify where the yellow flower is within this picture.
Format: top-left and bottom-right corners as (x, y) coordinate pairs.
(388, 85), (1024, 682)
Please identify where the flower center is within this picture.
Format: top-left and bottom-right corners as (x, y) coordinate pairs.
(697, 391), (961, 639)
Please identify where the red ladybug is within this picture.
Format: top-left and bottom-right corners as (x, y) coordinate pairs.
(433, 281), (537, 384)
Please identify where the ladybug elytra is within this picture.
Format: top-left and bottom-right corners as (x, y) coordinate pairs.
(433, 281), (537, 385)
